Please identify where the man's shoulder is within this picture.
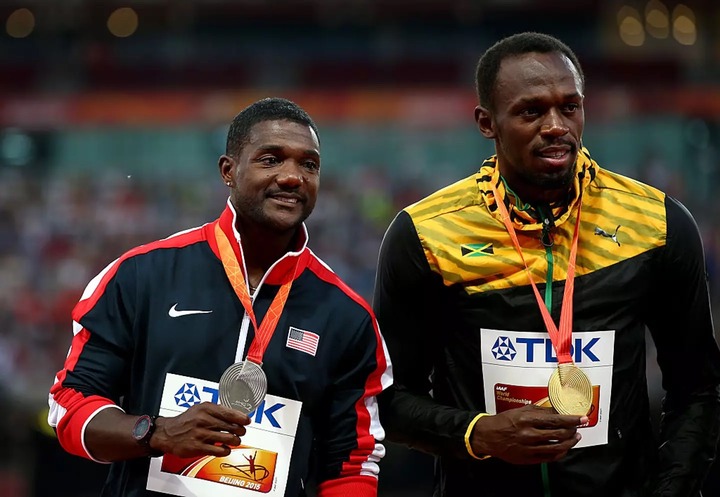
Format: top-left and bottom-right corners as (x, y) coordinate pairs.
(404, 173), (484, 225)
(585, 168), (669, 250)
(298, 251), (382, 348)
(104, 224), (211, 282)
(73, 223), (215, 320)
(303, 250), (375, 319)
(592, 168), (665, 205)
(123, 224), (209, 260)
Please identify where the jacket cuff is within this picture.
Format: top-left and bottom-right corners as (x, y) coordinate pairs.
(56, 395), (120, 461)
(317, 475), (378, 497)
(465, 412), (492, 460)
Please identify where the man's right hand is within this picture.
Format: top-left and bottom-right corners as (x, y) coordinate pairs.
(151, 402), (251, 458)
(470, 405), (587, 464)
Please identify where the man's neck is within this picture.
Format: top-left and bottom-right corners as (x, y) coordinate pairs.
(236, 224), (298, 286)
(502, 177), (569, 207)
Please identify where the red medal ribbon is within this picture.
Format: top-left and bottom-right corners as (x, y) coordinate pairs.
(214, 223), (298, 365)
(490, 183), (582, 364)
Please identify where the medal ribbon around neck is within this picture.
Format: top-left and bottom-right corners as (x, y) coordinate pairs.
(214, 223), (298, 365)
(490, 183), (582, 365)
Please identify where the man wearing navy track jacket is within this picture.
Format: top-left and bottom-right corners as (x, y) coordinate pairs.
(48, 97), (392, 497)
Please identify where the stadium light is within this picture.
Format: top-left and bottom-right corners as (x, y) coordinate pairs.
(108, 7), (139, 38)
(6, 8), (35, 38)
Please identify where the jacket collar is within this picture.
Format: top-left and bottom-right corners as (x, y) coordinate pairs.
(476, 147), (599, 230)
(206, 199), (310, 285)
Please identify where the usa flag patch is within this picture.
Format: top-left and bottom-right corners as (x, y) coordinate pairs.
(286, 326), (320, 357)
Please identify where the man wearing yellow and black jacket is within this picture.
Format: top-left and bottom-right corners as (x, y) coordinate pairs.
(373, 32), (720, 497)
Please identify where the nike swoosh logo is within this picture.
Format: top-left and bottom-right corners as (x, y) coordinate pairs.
(168, 303), (213, 318)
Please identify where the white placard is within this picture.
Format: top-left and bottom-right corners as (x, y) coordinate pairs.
(480, 329), (614, 448)
(147, 373), (301, 496)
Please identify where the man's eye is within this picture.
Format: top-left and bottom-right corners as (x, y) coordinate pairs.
(260, 156), (280, 165)
(520, 107), (540, 117)
(563, 103), (579, 112)
(304, 161), (319, 170)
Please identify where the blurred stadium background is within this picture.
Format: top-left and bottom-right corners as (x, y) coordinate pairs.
(0, 0), (719, 495)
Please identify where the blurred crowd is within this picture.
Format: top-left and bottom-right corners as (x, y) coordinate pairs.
(0, 141), (718, 495)
(0, 164), (423, 399)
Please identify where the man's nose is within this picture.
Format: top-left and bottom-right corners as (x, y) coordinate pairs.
(540, 110), (569, 137)
(276, 161), (304, 186)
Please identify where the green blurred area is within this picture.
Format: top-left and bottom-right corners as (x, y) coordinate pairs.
(13, 118), (696, 178)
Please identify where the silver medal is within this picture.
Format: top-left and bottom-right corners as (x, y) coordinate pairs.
(218, 360), (268, 414)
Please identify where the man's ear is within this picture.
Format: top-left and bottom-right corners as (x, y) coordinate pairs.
(475, 105), (496, 139)
(218, 154), (234, 184)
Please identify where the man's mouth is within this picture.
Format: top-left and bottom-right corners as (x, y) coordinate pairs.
(538, 149), (569, 159)
(535, 145), (575, 167)
(268, 193), (302, 205)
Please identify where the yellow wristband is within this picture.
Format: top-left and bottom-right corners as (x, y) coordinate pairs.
(464, 413), (492, 460)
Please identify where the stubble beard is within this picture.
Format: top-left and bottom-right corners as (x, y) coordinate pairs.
(527, 150), (578, 193)
(237, 195), (310, 235)
(532, 165), (575, 191)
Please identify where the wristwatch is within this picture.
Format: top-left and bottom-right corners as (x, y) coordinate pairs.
(132, 414), (162, 456)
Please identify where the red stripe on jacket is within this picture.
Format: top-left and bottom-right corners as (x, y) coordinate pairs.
(50, 226), (208, 459)
(306, 254), (389, 490)
(73, 226), (208, 322)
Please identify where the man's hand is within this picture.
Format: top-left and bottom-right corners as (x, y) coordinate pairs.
(151, 402), (251, 458)
(471, 405), (587, 464)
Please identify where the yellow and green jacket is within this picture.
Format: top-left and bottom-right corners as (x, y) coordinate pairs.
(374, 149), (720, 497)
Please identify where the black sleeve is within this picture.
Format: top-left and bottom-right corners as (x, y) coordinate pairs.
(47, 256), (137, 458)
(373, 210), (478, 458)
(645, 196), (720, 496)
(66, 257), (137, 401)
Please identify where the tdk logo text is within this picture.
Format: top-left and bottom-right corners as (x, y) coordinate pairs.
(490, 337), (601, 363)
(173, 383), (285, 428)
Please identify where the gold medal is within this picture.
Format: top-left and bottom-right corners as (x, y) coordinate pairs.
(548, 363), (592, 416)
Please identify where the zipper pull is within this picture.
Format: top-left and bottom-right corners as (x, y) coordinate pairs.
(541, 218), (554, 247)
(537, 204), (555, 248)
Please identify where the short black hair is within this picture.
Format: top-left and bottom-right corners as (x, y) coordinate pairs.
(475, 32), (584, 110)
(225, 97), (319, 157)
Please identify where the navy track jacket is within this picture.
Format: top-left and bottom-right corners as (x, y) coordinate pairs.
(49, 202), (392, 497)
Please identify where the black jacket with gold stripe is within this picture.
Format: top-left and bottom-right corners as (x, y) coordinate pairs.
(373, 149), (720, 497)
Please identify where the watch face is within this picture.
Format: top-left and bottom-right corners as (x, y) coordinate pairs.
(133, 415), (152, 441)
